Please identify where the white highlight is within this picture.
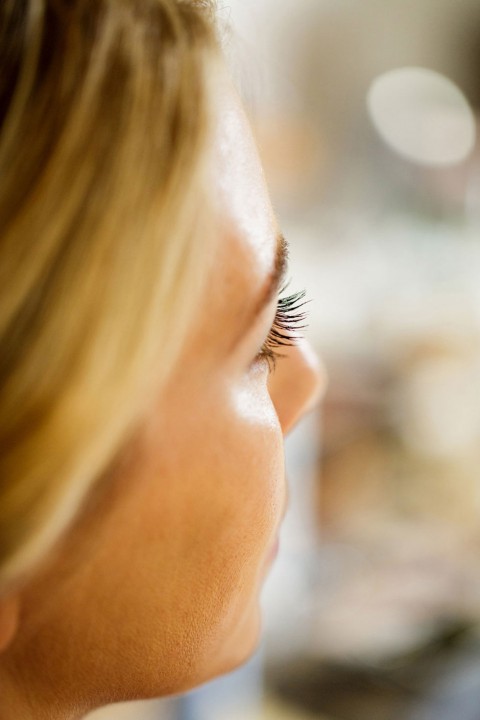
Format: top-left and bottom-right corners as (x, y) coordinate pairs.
(367, 67), (476, 167)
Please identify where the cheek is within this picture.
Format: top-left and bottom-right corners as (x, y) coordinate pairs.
(31, 379), (287, 700)
(230, 375), (285, 534)
(142, 378), (286, 664)
(188, 384), (285, 667)
(156, 376), (285, 581)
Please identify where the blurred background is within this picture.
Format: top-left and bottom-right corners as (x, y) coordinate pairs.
(88, 1), (480, 718)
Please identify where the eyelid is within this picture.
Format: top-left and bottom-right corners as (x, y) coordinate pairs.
(255, 286), (308, 373)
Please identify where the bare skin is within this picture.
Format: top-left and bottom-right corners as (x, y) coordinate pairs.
(0, 81), (324, 719)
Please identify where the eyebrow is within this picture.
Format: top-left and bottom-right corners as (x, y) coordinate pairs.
(252, 233), (289, 321)
(228, 233), (289, 353)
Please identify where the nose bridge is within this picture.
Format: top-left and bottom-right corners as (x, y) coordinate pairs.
(269, 338), (327, 435)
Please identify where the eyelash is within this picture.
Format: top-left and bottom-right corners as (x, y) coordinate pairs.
(256, 287), (308, 373)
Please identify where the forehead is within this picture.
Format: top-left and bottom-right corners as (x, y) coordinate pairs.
(174, 77), (279, 369)
(213, 78), (278, 284)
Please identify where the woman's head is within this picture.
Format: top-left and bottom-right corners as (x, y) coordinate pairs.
(0, 1), (323, 717)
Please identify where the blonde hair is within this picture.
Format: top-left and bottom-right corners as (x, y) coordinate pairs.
(0, 0), (218, 589)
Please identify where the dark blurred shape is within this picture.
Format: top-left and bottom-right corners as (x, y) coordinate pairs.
(266, 621), (480, 720)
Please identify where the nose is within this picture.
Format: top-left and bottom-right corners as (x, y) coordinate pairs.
(268, 338), (327, 435)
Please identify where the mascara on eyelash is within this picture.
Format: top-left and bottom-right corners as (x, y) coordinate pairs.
(270, 290), (309, 343)
(260, 288), (310, 371)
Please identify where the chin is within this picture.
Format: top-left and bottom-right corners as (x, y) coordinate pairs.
(207, 595), (263, 683)
(93, 601), (264, 707)
(172, 596), (263, 697)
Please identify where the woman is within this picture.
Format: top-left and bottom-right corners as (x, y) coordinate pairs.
(0, 1), (323, 717)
